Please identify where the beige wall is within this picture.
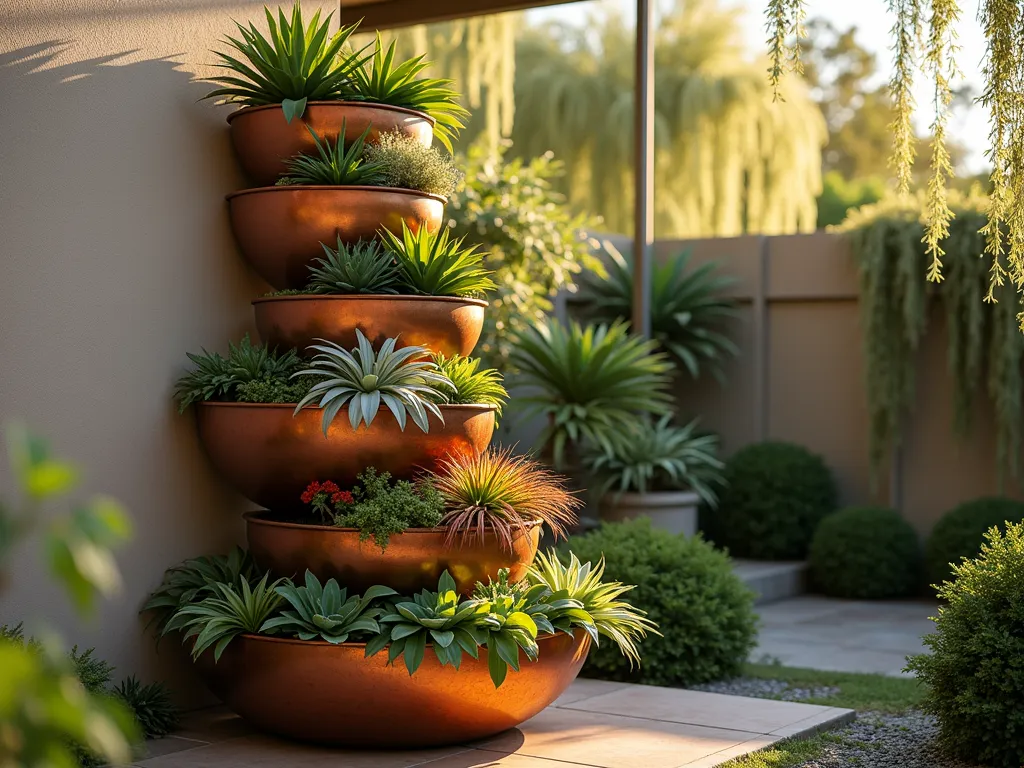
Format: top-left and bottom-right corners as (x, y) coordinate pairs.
(0, 1), (332, 700)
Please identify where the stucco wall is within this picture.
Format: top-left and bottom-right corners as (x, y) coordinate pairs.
(0, 1), (332, 701)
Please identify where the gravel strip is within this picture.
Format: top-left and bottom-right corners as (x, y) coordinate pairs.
(690, 677), (841, 702)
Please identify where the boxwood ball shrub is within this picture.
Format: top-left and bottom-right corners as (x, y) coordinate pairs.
(925, 496), (1024, 586)
(707, 441), (837, 560)
(567, 518), (757, 686)
(906, 522), (1024, 768)
(808, 506), (921, 599)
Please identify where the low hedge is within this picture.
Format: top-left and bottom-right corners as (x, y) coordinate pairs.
(925, 497), (1024, 585)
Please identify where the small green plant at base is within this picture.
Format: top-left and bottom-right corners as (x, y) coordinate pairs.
(363, 131), (463, 198)
(429, 353), (507, 416)
(277, 124), (383, 186)
(381, 221), (496, 298)
(114, 676), (180, 739)
(705, 441), (837, 560)
(906, 522), (1024, 768)
(808, 506), (922, 599)
(306, 238), (401, 295)
(925, 496), (1024, 585)
(742, 663), (925, 713)
(294, 331), (454, 434)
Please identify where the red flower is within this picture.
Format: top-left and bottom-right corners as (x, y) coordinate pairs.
(301, 481), (324, 505)
(321, 481), (341, 494)
(332, 490), (354, 505)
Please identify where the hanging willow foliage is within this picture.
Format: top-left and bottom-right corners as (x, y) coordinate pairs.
(767, 0), (1024, 323)
(836, 192), (1024, 483)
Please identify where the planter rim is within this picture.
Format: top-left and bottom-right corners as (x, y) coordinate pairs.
(229, 632), (566, 650)
(225, 100), (435, 126)
(196, 401), (498, 412)
(225, 185), (447, 204)
(606, 489), (701, 503)
(243, 510), (541, 534)
(252, 294), (489, 309)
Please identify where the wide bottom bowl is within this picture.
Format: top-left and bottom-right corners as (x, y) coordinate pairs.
(196, 632), (590, 747)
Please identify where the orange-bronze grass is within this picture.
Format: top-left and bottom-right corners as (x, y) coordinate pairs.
(432, 447), (582, 551)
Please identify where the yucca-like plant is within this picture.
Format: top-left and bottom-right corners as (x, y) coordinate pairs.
(341, 34), (469, 153)
(142, 548), (259, 633)
(277, 124), (384, 186)
(509, 320), (675, 468)
(293, 330), (454, 434)
(528, 550), (659, 667)
(432, 447), (582, 549)
(165, 574), (285, 662)
(381, 221), (496, 298)
(583, 416), (725, 505)
(113, 676), (179, 739)
(580, 242), (738, 382)
(307, 238), (401, 295)
(429, 354), (507, 415)
(260, 570), (396, 643)
(206, 5), (364, 122)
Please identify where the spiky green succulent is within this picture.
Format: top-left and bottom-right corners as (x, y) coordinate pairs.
(277, 123), (383, 186)
(381, 221), (495, 298)
(307, 238), (401, 294)
(429, 353), (507, 415)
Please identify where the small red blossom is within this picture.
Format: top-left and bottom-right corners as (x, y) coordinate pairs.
(332, 490), (354, 505)
(321, 481), (341, 494)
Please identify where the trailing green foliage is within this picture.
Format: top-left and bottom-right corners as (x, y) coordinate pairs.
(579, 242), (738, 383)
(583, 416), (724, 504)
(174, 335), (303, 411)
(706, 441), (837, 560)
(906, 522), (1024, 767)
(205, 5), (363, 121)
(566, 519), (757, 686)
(808, 506), (922, 599)
(382, 221), (496, 298)
(925, 496), (1024, 585)
(332, 468), (445, 550)
(341, 34), (469, 152)
(429, 353), (507, 415)
(261, 570), (396, 643)
(113, 676), (179, 739)
(509, 320), (675, 468)
(306, 238), (401, 295)
(277, 124), (383, 186)
(294, 331), (453, 434)
(837, 193), (1024, 482)
(363, 131), (463, 198)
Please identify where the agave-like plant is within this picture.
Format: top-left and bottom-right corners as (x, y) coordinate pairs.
(580, 242), (738, 382)
(307, 237), (401, 295)
(293, 330), (454, 434)
(164, 574), (285, 662)
(509, 319), (675, 467)
(205, 5), (365, 122)
(381, 221), (496, 298)
(527, 550), (659, 668)
(341, 34), (470, 153)
(429, 354), (507, 415)
(431, 447), (582, 549)
(583, 416), (725, 504)
(277, 123), (384, 186)
(260, 570), (396, 643)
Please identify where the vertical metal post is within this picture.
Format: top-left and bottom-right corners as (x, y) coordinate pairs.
(632, 0), (654, 338)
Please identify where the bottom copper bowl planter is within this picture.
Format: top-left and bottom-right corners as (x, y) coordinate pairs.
(196, 632), (590, 747)
(245, 512), (542, 595)
(196, 402), (496, 510)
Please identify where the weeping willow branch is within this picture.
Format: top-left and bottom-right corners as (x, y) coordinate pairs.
(837, 192), (1024, 484)
(765, 0), (807, 100)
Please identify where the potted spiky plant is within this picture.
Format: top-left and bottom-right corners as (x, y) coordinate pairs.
(208, 6), (468, 186)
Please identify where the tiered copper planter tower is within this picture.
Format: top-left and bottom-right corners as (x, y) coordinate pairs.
(188, 98), (590, 747)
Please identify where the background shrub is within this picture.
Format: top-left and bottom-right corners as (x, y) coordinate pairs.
(906, 522), (1024, 767)
(808, 506), (921, 599)
(704, 441), (837, 560)
(926, 497), (1024, 586)
(567, 518), (757, 686)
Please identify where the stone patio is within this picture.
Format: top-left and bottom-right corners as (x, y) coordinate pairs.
(754, 596), (937, 676)
(132, 679), (854, 767)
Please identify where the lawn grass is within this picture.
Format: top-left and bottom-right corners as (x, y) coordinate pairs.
(742, 662), (926, 713)
(718, 731), (847, 767)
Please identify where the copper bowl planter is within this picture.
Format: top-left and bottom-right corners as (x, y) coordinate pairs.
(245, 512), (541, 596)
(252, 294), (488, 357)
(196, 402), (496, 510)
(227, 102), (434, 187)
(196, 632), (589, 747)
(227, 186), (445, 290)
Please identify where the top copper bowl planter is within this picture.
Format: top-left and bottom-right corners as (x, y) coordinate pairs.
(227, 101), (434, 187)
(253, 294), (488, 357)
(227, 186), (445, 291)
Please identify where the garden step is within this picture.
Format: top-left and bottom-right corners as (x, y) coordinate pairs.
(733, 559), (808, 605)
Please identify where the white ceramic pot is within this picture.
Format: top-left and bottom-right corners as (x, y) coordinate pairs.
(600, 490), (701, 536)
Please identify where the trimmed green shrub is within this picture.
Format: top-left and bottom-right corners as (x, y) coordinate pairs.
(926, 497), (1024, 585)
(706, 441), (837, 560)
(566, 518), (757, 686)
(808, 506), (921, 599)
(906, 522), (1024, 767)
